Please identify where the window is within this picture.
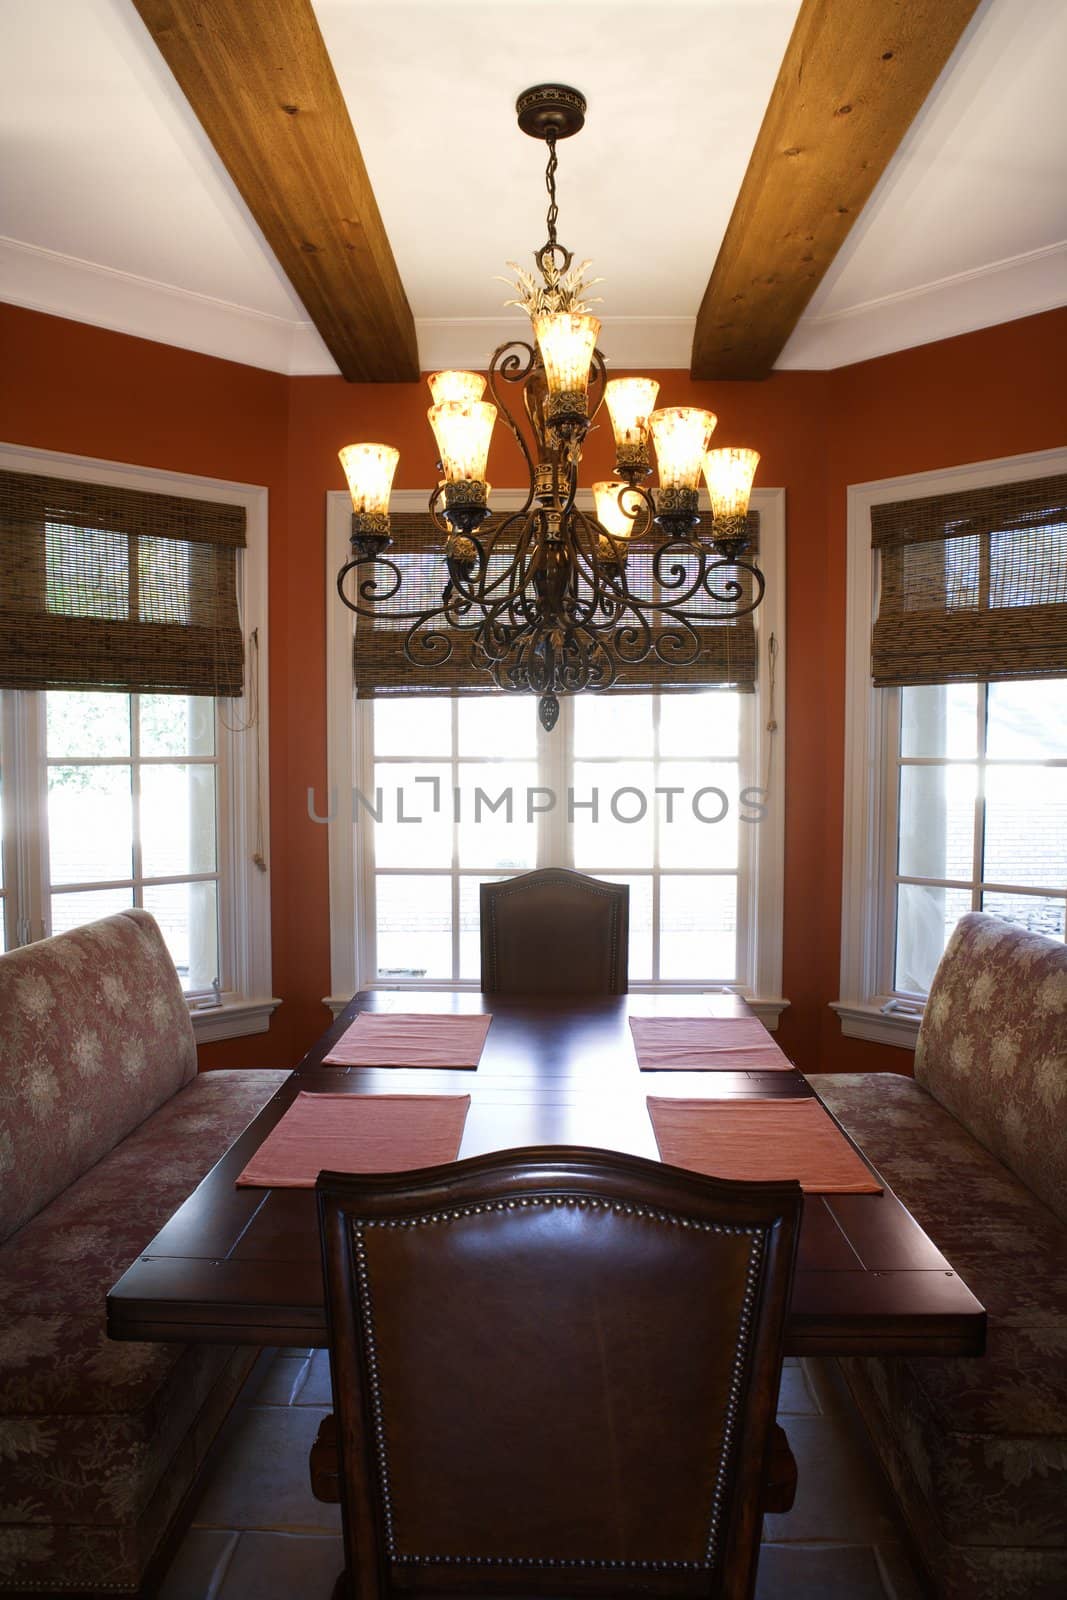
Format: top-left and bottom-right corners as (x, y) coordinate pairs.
(325, 489), (786, 1018)
(837, 450), (1067, 1048)
(893, 681), (1067, 996)
(0, 443), (276, 1041)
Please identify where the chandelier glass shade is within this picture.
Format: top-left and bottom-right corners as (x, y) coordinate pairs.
(337, 84), (766, 731)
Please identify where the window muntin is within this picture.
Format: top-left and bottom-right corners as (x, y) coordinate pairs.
(892, 678), (1067, 994)
(362, 689), (751, 988)
(42, 690), (220, 992)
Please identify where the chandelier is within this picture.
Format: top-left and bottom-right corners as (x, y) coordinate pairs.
(337, 84), (765, 732)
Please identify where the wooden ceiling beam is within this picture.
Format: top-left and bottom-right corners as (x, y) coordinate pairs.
(132, 0), (419, 382)
(690, 0), (983, 380)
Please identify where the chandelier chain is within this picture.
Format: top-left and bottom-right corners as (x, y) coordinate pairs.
(544, 131), (559, 252)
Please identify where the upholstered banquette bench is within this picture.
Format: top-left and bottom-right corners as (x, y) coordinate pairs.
(0, 910), (289, 1597)
(810, 913), (1067, 1600)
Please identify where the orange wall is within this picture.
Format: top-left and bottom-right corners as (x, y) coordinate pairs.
(2, 301), (1064, 1074)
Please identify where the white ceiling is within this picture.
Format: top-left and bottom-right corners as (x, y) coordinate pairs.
(1, 0), (1064, 375)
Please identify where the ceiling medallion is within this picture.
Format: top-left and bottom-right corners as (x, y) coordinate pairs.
(337, 86), (765, 732)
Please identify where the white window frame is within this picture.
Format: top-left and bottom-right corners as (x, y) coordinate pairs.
(0, 441), (278, 1042)
(324, 486), (787, 1026)
(835, 445), (1067, 1048)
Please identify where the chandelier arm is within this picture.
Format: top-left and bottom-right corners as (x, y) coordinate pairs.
(337, 554), (453, 623)
(651, 539), (715, 608)
(702, 558), (767, 618)
(428, 482), (452, 538)
(402, 615), (459, 671)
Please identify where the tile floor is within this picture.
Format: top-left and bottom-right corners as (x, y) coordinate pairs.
(159, 1352), (923, 1600)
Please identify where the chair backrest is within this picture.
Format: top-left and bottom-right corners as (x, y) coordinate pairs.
(480, 869), (629, 993)
(915, 911), (1067, 1224)
(0, 909), (197, 1244)
(317, 1147), (801, 1600)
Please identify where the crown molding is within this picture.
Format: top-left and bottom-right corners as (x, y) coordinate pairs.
(0, 234), (331, 374)
(779, 240), (1067, 370)
(2, 232), (1063, 379)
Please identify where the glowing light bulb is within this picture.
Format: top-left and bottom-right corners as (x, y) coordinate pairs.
(428, 400), (497, 484)
(533, 313), (601, 397)
(605, 378), (660, 449)
(427, 370), (487, 405)
(593, 481), (638, 542)
(338, 443), (399, 515)
(649, 408), (718, 491)
(703, 448), (760, 519)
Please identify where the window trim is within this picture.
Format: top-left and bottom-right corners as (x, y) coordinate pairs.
(324, 486), (787, 1026)
(0, 440), (278, 1042)
(835, 445), (1067, 1048)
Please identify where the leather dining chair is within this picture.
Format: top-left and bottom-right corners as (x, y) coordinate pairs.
(312, 1146), (802, 1600)
(479, 868), (629, 993)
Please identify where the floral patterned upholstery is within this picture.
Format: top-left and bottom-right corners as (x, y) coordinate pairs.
(915, 912), (1067, 1225)
(812, 935), (1067, 1600)
(0, 912), (290, 1594)
(0, 909), (200, 1245)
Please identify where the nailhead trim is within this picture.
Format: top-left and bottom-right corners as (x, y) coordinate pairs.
(350, 1198), (766, 1572)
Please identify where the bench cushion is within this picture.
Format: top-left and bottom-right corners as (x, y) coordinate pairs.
(0, 1067), (289, 1591)
(915, 911), (1067, 1226)
(810, 1072), (1067, 1562)
(0, 910), (201, 1245)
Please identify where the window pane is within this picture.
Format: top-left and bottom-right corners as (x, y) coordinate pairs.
(373, 763), (451, 868)
(51, 885), (134, 935)
(458, 698), (537, 758)
(659, 692), (739, 758)
(48, 765), (132, 884)
(140, 694), (214, 757)
(144, 880), (219, 992)
(373, 699), (451, 757)
(376, 875), (451, 979)
(898, 765), (975, 881)
(900, 683), (977, 759)
(47, 691), (131, 757)
(984, 766), (1067, 889)
(141, 764), (217, 878)
(571, 760), (655, 869)
(457, 762), (538, 869)
(46, 523), (127, 618)
(458, 875), (506, 981)
(660, 875), (737, 982)
(987, 679), (1067, 759)
(138, 536), (190, 624)
(573, 695), (654, 758)
(895, 883), (972, 994)
(659, 761), (739, 870)
(596, 873), (653, 981)
(982, 891), (1065, 942)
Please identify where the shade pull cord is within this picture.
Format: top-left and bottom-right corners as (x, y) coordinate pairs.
(763, 631), (779, 793)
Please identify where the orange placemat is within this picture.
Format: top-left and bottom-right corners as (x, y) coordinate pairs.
(647, 1096), (882, 1194)
(630, 1015), (792, 1070)
(323, 1012), (492, 1068)
(236, 1091), (471, 1188)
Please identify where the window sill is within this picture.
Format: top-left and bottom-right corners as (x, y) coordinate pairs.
(323, 993), (790, 1028)
(830, 1001), (920, 1050)
(190, 996), (281, 1043)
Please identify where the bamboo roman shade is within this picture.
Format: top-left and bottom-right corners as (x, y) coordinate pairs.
(0, 470), (246, 696)
(871, 473), (1067, 686)
(353, 511), (759, 697)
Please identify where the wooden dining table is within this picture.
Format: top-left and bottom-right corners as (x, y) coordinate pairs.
(107, 989), (985, 1357)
